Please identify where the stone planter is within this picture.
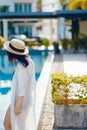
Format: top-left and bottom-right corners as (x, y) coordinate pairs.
(54, 104), (87, 129)
(51, 73), (87, 129)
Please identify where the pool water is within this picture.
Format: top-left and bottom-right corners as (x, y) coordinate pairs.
(0, 50), (48, 130)
(0, 50), (47, 80)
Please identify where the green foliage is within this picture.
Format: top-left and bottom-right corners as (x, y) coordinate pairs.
(60, 0), (67, 9)
(72, 36), (87, 50)
(60, 38), (72, 50)
(53, 41), (60, 53)
(51, 73), (87, 105)
(0, 36), (4, 48)
(25, 40), (41, 48)
(60, 38), (68, 50)
(25, 38), (49, 48)
(53, 41), (58, 49)
(60, 0), (65, 6)
(0, 5), (9, 12)
(41, 38), (49, 48)
(37, 0), (41, 11)
(60, 34), (87, 51)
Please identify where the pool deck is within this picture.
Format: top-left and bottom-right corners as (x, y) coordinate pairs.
(37, 54), (64, 130)
(37, 53), (87, 130)
(35, 53), (55, 130)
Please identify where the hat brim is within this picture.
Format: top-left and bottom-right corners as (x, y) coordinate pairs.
(4, 41), (29, 55)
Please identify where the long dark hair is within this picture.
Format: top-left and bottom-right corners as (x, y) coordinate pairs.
(7, 51), (29, 67)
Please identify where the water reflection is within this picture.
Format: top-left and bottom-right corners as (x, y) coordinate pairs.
(0, 51), (16, 80)
(0, 87), (11, 95)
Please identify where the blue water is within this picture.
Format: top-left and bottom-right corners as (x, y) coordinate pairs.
(0, 49), (48, 129)
(0, 50), (47, 80)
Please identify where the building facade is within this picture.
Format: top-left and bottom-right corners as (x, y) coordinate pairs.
(40, 0), (62, 44)
(40, 0), (71, 44)
(0, 0), (37, 41)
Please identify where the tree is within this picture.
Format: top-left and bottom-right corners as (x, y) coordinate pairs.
(0, 5), (9, 12)
(67, 0), (87, 10)
(66, 0), (87, 39)
(37, 0), (41, 11)
(59, 0), (68, 9)
(60, 0), (66, 6)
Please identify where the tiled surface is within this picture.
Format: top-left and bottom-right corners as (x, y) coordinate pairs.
(35, 54), (54, 130)
(37, 81), (54, 130)
(37, 54), (64, 130)
(37, 54), (87, 130)
(63, 54), (87, 76)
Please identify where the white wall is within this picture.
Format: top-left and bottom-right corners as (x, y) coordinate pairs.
(39, 0), (63, 43)
(13, 0), (33, 2)
(42, 0), (62, 12)
(0, 0), (13, 6)
(32, 0), (37, 12)
(39, 0), (71, 43)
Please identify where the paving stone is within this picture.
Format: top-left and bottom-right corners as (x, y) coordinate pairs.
(37, 54), (64, 130)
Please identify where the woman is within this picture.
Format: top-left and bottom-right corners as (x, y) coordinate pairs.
(3, 39), (36, 130)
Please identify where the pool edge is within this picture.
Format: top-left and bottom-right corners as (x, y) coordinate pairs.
(35, 53), (55, 130)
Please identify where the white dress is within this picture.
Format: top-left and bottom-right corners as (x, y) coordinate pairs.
(10, 57), (36, 130)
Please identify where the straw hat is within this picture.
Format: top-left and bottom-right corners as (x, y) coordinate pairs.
(4, 39), (29, 55)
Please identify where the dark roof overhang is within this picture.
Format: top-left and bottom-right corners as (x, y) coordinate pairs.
(0, 12), (56, 19)
(54, 10), (87, 20)
(0, 10), (87, 20)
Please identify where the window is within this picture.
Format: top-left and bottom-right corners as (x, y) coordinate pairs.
(15, 4), (22, 12)
(24, 4), (31, 12)
(27, 4), (32, 12)
(15, 3), (32, 12)
(18, 26), (32, 37)
(24, 4), (27, 12)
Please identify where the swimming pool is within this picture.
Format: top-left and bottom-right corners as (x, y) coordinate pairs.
(0, 49), (48, 130)
(0, 50), (47, 80)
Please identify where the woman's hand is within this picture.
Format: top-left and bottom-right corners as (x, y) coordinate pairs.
(14, 103), (21, 115)
(14, 96), (24, 115)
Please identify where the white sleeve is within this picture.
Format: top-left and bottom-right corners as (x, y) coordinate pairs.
(17, 65), (28, 97)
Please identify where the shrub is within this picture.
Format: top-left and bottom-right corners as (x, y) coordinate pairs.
(60, 38), (72, 50)
(0, 36), (4, 48)
(60, 38), (68, 50)
(53, 41), (60, 54)
(60, 35), (87, 51)
(41, 38), (49, 48)
(71, 38), (87, 50)
(25, 40), (41, 48)
(51, 73), (87, 105)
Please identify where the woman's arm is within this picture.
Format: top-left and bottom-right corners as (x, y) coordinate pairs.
(14, 96), (24, 115)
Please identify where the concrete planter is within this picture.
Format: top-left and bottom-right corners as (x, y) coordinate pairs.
(54, 104), (87, 129)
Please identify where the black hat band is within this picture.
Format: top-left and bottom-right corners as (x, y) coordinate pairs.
(9, 43), (25, 53)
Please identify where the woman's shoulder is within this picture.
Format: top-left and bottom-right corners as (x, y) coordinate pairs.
(27, 56), (34, 65)
(16, 62), (26, 70)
